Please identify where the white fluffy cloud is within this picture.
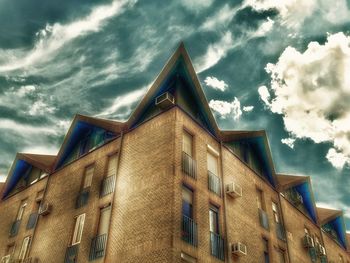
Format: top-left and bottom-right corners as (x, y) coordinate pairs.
(209, 97), (254, 120)
(243, 106), (254, 112)
(204, 76), (228, 92)
(260, 32), (350, 169)
(209, 98), (242, 120)
(281, 138), (296, 149)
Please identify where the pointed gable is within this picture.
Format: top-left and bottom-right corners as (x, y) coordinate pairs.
(128, 43), (219, 137)
(221, 130), (277, 187)
(2, 153), (55, 199)
(54, 114), (125, 170)
(278, 174), (318, 223)
(317, 207), (347, 249)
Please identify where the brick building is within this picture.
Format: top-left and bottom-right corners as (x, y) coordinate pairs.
(0, 44), (349, 263)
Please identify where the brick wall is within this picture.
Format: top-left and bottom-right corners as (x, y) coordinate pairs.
(280, 195), (322, 263)
(105, 108), (176, 263)
(322, 230), (349, 263)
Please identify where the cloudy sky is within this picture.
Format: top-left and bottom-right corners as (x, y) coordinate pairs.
(1, 0), (350, 226)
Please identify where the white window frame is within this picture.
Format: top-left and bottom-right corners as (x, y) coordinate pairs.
(71, 214), (85, 246)
(18, 236), (31, 260)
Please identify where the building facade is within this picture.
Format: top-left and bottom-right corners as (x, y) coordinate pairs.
(0, 44), (349, 263)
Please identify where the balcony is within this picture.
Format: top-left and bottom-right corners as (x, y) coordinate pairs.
(26, 213), (39, 230)
(182, 152), (197, 179)
(208, 171), (221, 197)
(259, 209), (269, 230)
(75, 189), (90, 209)
(210, 231), (225, 261)
(89, 234), (108, 260)
(182, 215), (198, 247)
(276, 222), (286, 241)
(320, 256), (327, 263)
(9, 220), (21, 237)
(64, 244), (79, 263)
(100, 175), (116, 197)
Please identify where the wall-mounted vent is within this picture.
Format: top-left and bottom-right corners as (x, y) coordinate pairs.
(155, 92), (175, 109)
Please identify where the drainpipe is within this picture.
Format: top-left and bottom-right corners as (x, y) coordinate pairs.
(220, 141), (231, 263)
(278, 193), (293, 263)
(27, 163), (52, 258)
(104, 131), (124, 263)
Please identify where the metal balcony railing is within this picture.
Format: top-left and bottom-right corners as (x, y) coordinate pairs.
(100, 175), (116, 197)
(64, 244), (79, 263)
(320, 255), (327, 263)
(276, 222), (286, 241)
(182, 215), (198, 247)
(182, 152), (197, 179)
(210, 231), (225, 261)
(75, 189), (90, 209)
(89, 234), (108, 261)
(208, 171), (221, 196)
(259, 209), (269, 230)
(26, 213), (38, 230)
(9, 220), (21, 237)
(22, 258), (33, 263)
(309, 247), (317, 262)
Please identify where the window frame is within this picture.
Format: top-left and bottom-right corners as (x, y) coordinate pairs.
(71, 213), (86, 246)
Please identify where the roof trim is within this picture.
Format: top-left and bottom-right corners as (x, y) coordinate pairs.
(317, 207), (343, 225)
(52, 114), (125, 169)
(127, 42), (220, 137)
(277, 173), (309, 191)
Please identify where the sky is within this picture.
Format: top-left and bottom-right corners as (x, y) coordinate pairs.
(0, 0), (350, 226)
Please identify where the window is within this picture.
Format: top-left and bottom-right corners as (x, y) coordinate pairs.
(71, 214), (85, 245)
(26, 167), (41, 185)
(18, 236), (31, 260)
(257, 189), (265, 210)
(209, 205), (219, 234)
(183, 131), (193, 156)
(272, 202), (280, 223)
(17, 200), (27, 221)
(207, 152), (218, 176)
(82, 166), (94, 189)
(98, 205), (111, 236)
(340, 255), (344, 263)
(106, 154), (117, 177)
(263, 238), (270, 263)
(182, 186), (193, 219)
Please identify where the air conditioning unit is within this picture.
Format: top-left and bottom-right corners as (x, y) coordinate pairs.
(231, 242), (247, 256)
(1, 255), (11, 263)
(155, 92), (175, 109)
(39, 203), (52, 216)
(303, 234), (315, 248)
(226, 183), (242, 198)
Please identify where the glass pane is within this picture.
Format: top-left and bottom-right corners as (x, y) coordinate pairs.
(183, 131), (193, 156)
(207, 152), (218, 175)
(182, 186), (193, 218)
(19, 236), (30, 260)
(107, 154), (117, 177)
(209, 207), (219, 233)
(17, 201), (27, 220)
(83, 166), (94, 188)
(98, 206), (111, 235)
